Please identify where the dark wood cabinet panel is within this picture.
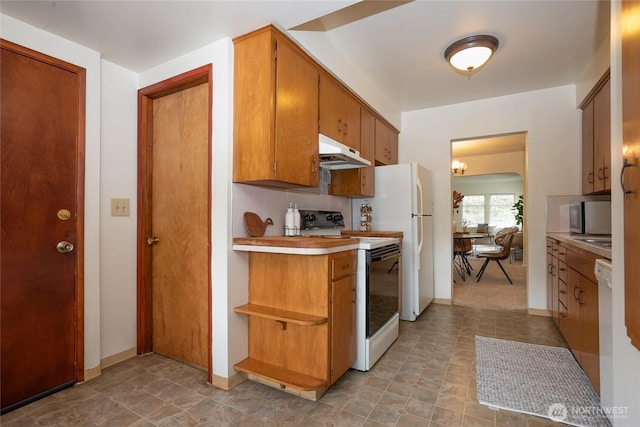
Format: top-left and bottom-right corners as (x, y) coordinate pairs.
(622, 0), (640, 352)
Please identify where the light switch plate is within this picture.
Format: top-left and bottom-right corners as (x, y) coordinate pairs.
(111, 198), (130, 217)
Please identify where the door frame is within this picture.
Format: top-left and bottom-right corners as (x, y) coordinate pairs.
(136, 65), (213, 381)
(0, 39), (86, 382)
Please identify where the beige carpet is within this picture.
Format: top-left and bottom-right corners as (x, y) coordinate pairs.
(453, 254), (527, 312)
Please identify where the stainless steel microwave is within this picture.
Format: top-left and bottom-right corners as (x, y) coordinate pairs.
(569, 201), (611, 235)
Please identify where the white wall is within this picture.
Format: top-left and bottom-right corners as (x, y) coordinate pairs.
(576, 24), (611, 107)
(1, 14), (103, 373)
(400, 86), (582, 310)
(289, 30), (401, 129)
(100, 60), (138, 359)
(610, 1), (640, 423)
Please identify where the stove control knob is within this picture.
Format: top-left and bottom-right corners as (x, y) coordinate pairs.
(326, 214), (333, 221)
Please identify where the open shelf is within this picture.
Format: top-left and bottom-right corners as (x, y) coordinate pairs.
(234, 358), (327, 391)
(233, 304), (327, 326)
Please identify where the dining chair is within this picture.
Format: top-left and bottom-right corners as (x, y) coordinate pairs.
(475, 230), (516, 284)
(473, 223), (489, 253)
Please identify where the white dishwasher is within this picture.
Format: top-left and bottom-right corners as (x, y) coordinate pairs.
(595, 258), (612, 420)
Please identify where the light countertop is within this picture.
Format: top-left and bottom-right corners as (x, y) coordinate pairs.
(547, 232), (612, 259)
(233, 236), (360, 255)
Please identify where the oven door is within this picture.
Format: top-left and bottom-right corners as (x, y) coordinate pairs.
(366, 244), (401, 338)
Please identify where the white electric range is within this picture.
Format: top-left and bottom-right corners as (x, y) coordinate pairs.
(300, 210), (400, 371)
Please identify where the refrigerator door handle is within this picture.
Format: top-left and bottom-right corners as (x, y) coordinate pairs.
(416, 216), (423, 270)
(415, 175), (424, 270)
(416, 173), (423, 216)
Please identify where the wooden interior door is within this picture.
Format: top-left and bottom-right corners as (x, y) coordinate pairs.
(137, 66), (212, 375)
(0, 41), (85, 413)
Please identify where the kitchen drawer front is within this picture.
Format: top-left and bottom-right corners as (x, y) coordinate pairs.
(558, 260), (567, 283)
(558, 279), (568, 307)
(331, 250), (357, 280)
(558, 300), (569, 338)
(558, 244), (567, 262)
(567, 248), (598, 283)
(547, 238), (554, 255)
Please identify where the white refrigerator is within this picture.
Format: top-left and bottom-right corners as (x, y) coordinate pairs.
(354, 163), (434, 321)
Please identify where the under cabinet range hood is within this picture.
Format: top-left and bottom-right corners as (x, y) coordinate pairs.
(318, 134), (371, 170)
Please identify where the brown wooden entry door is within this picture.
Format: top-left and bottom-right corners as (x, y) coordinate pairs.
(137, 67), (211, 374)
(0, 41), (85, 413)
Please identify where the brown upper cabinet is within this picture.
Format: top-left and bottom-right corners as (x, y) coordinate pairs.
(234, 25), (398, 190)
(329, 107), (375, 197)
(375, 118), (399, 165)
(580, 70), (611, 195)
(319, 74), (361, 151)
(233, 26), (320, 188)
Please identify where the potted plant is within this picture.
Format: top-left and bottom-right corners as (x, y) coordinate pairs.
(512, 195), (523, 228)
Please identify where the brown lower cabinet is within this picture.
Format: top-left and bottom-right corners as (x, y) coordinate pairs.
(547, 237), (600, 395)
(234, 250), (356, 400)
(566, 247), (601, 395)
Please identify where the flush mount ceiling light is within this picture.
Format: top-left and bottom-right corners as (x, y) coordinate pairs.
(444, 35), (499, 77)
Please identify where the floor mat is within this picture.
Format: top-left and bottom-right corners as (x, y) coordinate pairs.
(475, 336), (612, 427)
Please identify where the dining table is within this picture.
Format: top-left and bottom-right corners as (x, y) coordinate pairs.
(453, 232), (488, 281)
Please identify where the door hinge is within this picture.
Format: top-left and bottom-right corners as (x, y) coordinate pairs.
(330, 292), (334, 303)
(273, 162), (277, 172)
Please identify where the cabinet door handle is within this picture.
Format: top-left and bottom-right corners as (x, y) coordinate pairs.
(337, 119), (342, 134)
(621, 157), (634, 199)
(578, 289), (585, 305)
(598, 167), (605, 180)
(588, 171), (594, 184)
(343, 122), (348, 136)
(311, 158), (317, 176)
(573, 285), (581, 300)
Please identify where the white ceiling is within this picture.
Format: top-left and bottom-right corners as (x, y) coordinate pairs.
(0, 0), (610, 112)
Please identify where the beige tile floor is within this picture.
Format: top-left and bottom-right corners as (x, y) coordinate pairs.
(1, 304), (569, 427)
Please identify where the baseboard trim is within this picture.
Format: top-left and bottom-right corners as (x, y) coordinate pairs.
(102, 347), (137, 369)
(210, 371), (246, 390)
(83, 347), (138, 382)
(433, 298), (452, 305)
(83, 364), (102, 381)
(528, 308), (551, 317)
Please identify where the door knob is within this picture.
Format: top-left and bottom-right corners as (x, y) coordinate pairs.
(147, 236), (159, 246)
(56, 241), (74, 253)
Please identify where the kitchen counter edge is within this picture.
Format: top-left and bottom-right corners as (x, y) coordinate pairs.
(233, 236), (360, 255)
(547, 232), (612, 260)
